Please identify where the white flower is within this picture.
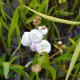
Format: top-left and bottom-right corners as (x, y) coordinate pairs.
(30, 42), (37, 52)
(21, 32), (31, 46)
(36, 40), (51, 54)
(38, 26), (48, 35)
(29, 29), (43, 43)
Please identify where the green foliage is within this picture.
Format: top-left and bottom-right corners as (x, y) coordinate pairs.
(25, 6), (80, 25)
(53, 11), (74, 16)
(42, 65), (56, 80)
(3, 62), (10, 79)
(0, 0), (80, 80)
(8, 8), (19, 47)
(65, 41), (80, 80)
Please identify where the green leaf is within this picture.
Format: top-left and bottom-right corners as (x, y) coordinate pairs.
(32, 53), (38, 65)
(0, 24), (9, 54)
(0, 0), (6, 19)
(18, 0), (24, 9)
(0, 17), (9, 31)
(10, 64), (31, 80)
(68, 9), (80, 32)
(69, 38), (75, 45)
(26, 0), (49, 24)
(16, 26), (21, 45)
(42, 65), (56, 80)
(38, 55), (46, 66)
(48, 6), (55, 15)
(51, 53), (72, 64)
(25, 6), (80, 25)
(38, 0), (49, 12)
(0, 65), (4, 76)
(38, 52), (49, 66)
(8, 8), (19, 47)
(10, 55), (21, 64)
(25, 61), (33, 68)
(13, 69), (31, 80)
(29, 0), (39, 9)
(26, 14), (37, 24)
(36, 73), (40, 80)
(3, 62), (10, 79)
(65, 41), (80, 80)
(53, 11), (74, 16)
(10, 64), (24, 70)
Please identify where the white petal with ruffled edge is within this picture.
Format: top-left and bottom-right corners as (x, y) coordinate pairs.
(36, 40), (51, 54)
(38, 26), (48, 35)
(21, 32), (31, 46)
(30, 42), (37, 52)
(29, 29), (43, 43)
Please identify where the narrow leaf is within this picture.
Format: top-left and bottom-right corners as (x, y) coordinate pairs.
(69, 38), (75, 45)
(8, 8), (19, 47)
(65, 41), (80, 80)
(53, 11), (74, 16)
(42, 65), (56, 80)
(3, 62), (10, 79)
(0, 17), (9, 31)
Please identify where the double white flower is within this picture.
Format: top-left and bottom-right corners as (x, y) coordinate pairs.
(21, 27), (51, 54)
(21, 29), (43, 46)
(29, 29), (43, 43)
(36, 40), (51, 54)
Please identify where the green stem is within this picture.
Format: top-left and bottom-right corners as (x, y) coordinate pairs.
(24, 6), (80, 25)
(49, 51), (60, 59)
(52, 22), (60, 39)
(0, 24), (10, 55)
(71, 0), (79, 12)
(18, 75), (21, 80)
(68, 9), (80, 32)
(64, 1), (67, 11)
(72, 65), (79, 80)
(10, 42), (21, 59)
(36, 73), (40, 80)
(54, 0), (58, 11)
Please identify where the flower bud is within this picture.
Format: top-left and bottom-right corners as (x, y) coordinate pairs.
(58, 41), (62, 45)
(59, 49), (63, 54)
(31, 64), (41, 73)
(61, 62), (67, 70)
(58, 0), (66, 4)
(61, 44), (66, 49)
(33, 16), (41, 25)
(33, 19), (37, 25)
(36, 16), (41, 21)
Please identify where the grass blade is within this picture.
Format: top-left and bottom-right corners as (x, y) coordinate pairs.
(65, 41), (80, 80)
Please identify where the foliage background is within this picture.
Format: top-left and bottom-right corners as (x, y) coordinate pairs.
(0, 0), (80, 80)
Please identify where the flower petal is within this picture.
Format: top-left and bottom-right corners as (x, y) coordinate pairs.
(29, 29), (43, 43)
(30, 42), (37, 52)
(21, 32), (31, 46)
(38, 26), (48, 35)
(36, 40), (51, 54)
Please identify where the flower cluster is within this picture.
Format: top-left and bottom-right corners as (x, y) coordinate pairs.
(21, 25), (51, 54)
